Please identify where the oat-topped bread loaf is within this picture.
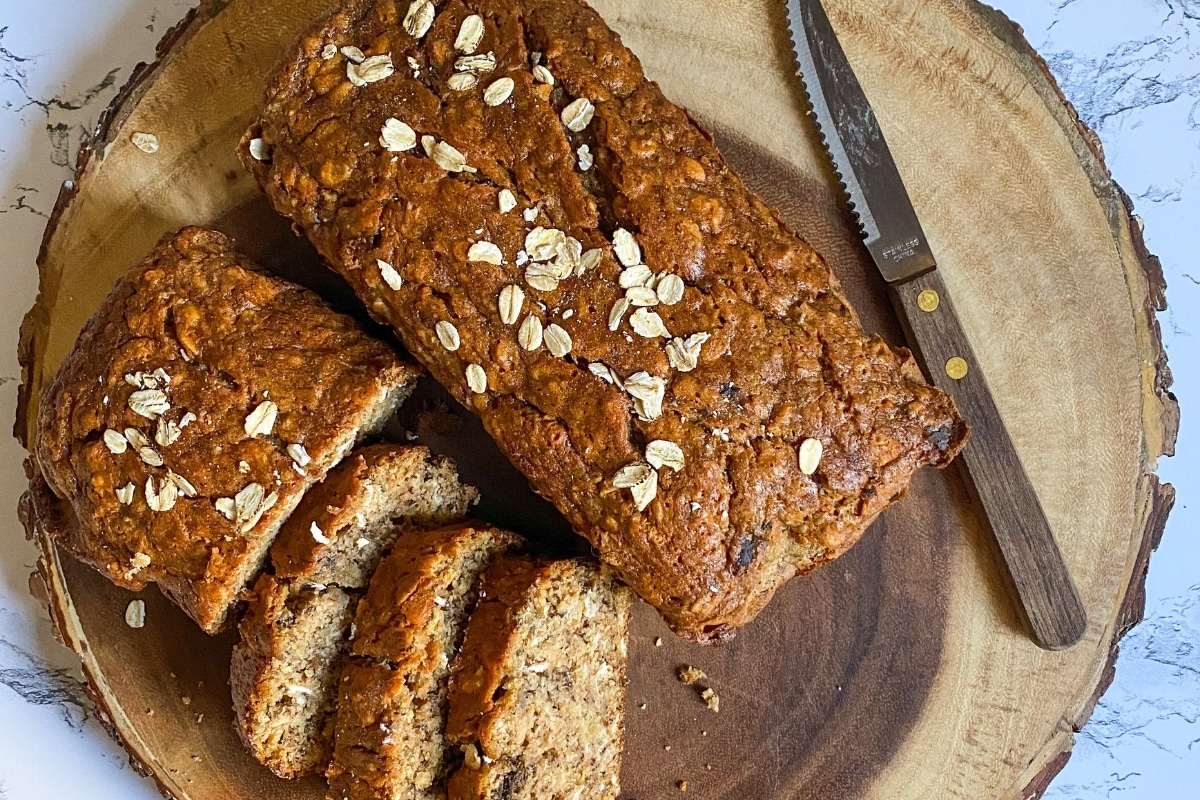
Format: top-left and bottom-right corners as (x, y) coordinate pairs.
(326, 522), (523, 800)
(231, 444), (477, 778)
(445, 556), (632, 800)
(34, 227), (419, 633)
(240, 0), (968, 640)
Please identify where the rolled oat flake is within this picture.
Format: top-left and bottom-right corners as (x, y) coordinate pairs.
(125, 599), (146, 629)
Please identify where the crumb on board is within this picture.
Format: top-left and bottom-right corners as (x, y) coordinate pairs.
(678, 780), (688, 792)
(678, 665), (706, 685)
(701, 687), (720, 713)
(655, 637), (663, 646)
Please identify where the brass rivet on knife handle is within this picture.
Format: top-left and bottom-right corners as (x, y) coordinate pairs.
(945, 356), (969, 380)
(917, 289), (940, 312)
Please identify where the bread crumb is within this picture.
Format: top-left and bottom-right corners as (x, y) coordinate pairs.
(701, 687), (720, 713)
(181, 695), (191, 706)
(655, 637), (663, 646)
(639, 703), (647, 710)
(678, 780), (688, 792)
(678, 665), (706, 685)
(462, 743), (482, 771)
(705, 764), (713, 771)
(664, 745), (671, 751)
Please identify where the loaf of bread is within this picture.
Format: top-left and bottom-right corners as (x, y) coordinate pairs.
(231, 444), (477, 777)
(326, 522), (523, 800)
(34, 227), (419, 633)
(240, 0), (968, 640)
(445, 556), (632, 800)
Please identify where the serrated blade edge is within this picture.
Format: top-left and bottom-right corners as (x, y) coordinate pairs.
(783, 0), (935, 283)
(784, 0), (879, 244)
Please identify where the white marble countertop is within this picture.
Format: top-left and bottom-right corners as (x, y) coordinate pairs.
(0, 1), (1195, 797)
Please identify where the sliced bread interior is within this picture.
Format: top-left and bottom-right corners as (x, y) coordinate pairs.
(231, 444), (477, 779)
(326, 522), (523, 800)
(231, 577), (355, 778)
(271, 444), (480, 589)
(445, 558), (633, 800)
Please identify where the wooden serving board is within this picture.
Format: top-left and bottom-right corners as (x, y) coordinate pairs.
(14, 0), (1177, 798)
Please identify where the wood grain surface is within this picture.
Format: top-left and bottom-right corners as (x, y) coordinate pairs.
(14, 0), (1176, 798)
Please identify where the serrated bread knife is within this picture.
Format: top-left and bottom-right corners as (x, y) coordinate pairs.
(784, 0), (1086, 649)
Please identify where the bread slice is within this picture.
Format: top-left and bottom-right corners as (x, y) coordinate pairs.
(445, 558), (633, 800)
(270, 444), (481, 590)
(33, 227), (419, 632)
(326, 523), (523, 800)
(231, 445), (478, 778)
(231, 578), (355, 779)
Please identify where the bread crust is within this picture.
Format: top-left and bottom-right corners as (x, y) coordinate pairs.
(241, 0), (968, 640)
(34, 226), (419, 632)
(327, 522), (524, 800)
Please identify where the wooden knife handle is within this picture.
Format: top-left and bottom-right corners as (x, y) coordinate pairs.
(891, 269), (1087, 650)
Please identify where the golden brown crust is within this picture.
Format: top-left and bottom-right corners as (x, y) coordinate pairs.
(327, 523), (524, 800)
(33, 226), (418, 632)
(348, 522), (523, 664)
(443, 554), (543, 747)
(242, 0), (967, 640)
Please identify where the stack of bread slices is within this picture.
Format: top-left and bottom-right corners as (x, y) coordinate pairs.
(33, 227), (632, 800)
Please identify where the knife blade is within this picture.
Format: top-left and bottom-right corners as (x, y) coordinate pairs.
(785, 0), (1087, 650)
